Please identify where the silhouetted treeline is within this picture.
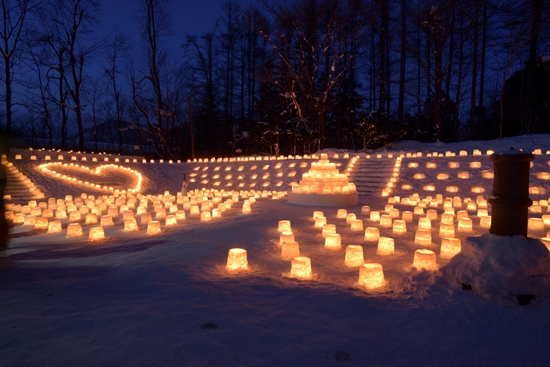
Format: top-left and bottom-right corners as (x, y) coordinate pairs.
(1, 0), (549, 159)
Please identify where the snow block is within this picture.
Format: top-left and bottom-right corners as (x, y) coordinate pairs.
(439, 233), (550, 305)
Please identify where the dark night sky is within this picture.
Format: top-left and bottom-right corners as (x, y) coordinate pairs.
(99, 0), (257, 52)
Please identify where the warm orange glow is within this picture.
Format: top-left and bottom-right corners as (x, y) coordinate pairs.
(380, 215), (393, 228)
(471, 186), (485, 193)
(101, 215), (114, 227)
(426, 162), (437, 169)
(280, 231), (295, 246)
(200, 211), (212, 222)
(324, 233), (342, 250)
(392, 219), (407, 234)
(336, 209), (347, 218)
(361, 205), (370, 215)
(414, 229), (432, 245)
(402, 211), (413, 223)
(47, 220), (62, 233)
(350, 219), (364, 232)
(147, 220), (161, 235)
(470, 161), (481, 168)
(346, 213), (357, 224)
(439, 223), (455, 237)
(314, 216), (327, 228)
(437, 173), (449, 180)
(414, 173), (425, 179)
(281, 241), (300, 260)
(413, 206), (424, 215)
(278, 220), (292, 233)
(402, 184), (412, 190)
(408, 162), (418, 168)
(413, 249), (437, 270)
(226, 248), (249, 271)
(457, 217), (473, 232)
(418, 217), (432, 229)
(377, 237), (394, 255)
(290, 256), (312, 279)
(66, 223), (83, 237)
(34, 217), (48, 230)
(345, 245), (364, 267)
(88, 226), (105, 241)
(357, 263), (385, 289)
(369, 211), (380, 221)
(528, 218), (545, 232)
(446, 186), (459, 193)
(440, 238), (462, 259)
(448, 162), (460, 168)
(322, 224), (336, 238)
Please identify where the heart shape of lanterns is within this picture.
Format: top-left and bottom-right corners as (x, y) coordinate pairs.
(37, 162), (143, 194)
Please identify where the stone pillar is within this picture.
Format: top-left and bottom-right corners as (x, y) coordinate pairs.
(488, 149), (534, 236)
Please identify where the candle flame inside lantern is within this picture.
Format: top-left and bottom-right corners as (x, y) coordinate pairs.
(147, 220), (161, 235)
(281, 241), (300, 260)
(324, 233), (342, 250)
(290, 256), (312, 279)
(89, 226), (105, 241)
(345, 245), (364, 267)
(413, 249), (437, 270)
(440, 238), (462, 259)
(377, 237), (394, 256)
(226, 248), (248, 271)
(358, 263), (385, 289)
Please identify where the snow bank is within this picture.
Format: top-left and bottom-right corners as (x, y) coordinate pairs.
(439, 233), (550, 306)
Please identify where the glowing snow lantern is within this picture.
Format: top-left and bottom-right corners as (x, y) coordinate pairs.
(479, 216), (491, 228)
(377, 237), (394, 256)
(69, 211), (81, 222)
(336, 209), (348, 218)
(402, 211), (413, 223)
(441, 213), (455, 225)
(370, 211), (380, 221)
(457, 217), (473, 232)
(280, 231), (295, 246)
(361, 206), (371, 215)
(439, 223), (455, 237)
(449, 162), (460, 168)
(313, 211), (324, 219)
(147, 220), (161, 235)
(281, 241), (300, 260)
(89, 226), (105, 241)
(324, 233), (342, 250)
(344, 245), (364, 267)
(414, 229), (432, 245)
(528, 218), (545, 232)
(55, 209), (67, 219)
(364, 227), (380, 242)
(226, 248), (248, 271)
(278, 220), (292, 233)
(446, 186), (459, 193)
(314, 216), (327, 228)
(418, 217), (432, 229)
(107, 205), (118, 217)
(413, 249), (437, 270)
(440, 238), (462, 259)
(457, 172), (470, 179)
(290, 256), (312, 279)
(346, 213), (357, 224)
(357, 263), (385, 289)
(426, 209), (438, 220)
(413, 206), (424, 215)
(470, 161), (481, 168)
(379, 215), (392, 228)
(66, 223), (83, 237)
(242, 202), (252, 214)
(350, 219), (364, 231)
(47, 220), (62, 233)
(190, 205), (200, 217)
(392, 219), (407, 234)
(34, 217), (49, 230)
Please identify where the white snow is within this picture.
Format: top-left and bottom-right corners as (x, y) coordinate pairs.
(2, 135), (550, 366)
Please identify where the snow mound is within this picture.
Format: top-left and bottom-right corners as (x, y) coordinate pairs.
(439, 233), (550, 306)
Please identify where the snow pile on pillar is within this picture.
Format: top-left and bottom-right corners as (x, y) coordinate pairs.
(439, 233), (550, 305)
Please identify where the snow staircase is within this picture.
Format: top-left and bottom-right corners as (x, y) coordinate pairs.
(3, 161), (44, 203)
(347, 157), (396, 197)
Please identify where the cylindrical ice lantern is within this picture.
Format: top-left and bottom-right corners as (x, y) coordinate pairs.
(226, 248), (248, 271)
(124, 218), (139, 231)
(279, 231), (295, 246)
(290, 256), (312, 279)
(380, 215), (392, 228)
(47, 220), (62, 233)
(440, 238), (462, 259)
(370, 211), (380, 222)
(418, 217), (432, 229)
(100, 215), (114, 227)
(34, 217), (49, 230)
(361, 206), (371, 215)
(314, 216), (327, 228)
(147, 220), (161, 235)
(488, 150), (534, 236)
(528, 217), (545, 232)
(357, 263), (385, 289)
(281, 241), (300, 260)
(350, 219), (364, 232)
(480, 216), (491, 229)
(278, 220), (291, 233)
(322, 224), (336, 238)
(364, 227), (380, 242)
(345, 245), (364, 267)
(402, 211), (413, 223)
(66, 223), (82, 238)
(413, 249), (437, 270)
(377, 237), (394, 256)
(392, 219), (407, 234)
(439, 223), (455, 237)
(324, 233), (342, 250)
(346, 213), (357, 225)
(336, 209), (348, 219)
(414, 229), (432, 245)
(89, 226), (105, 241)
(457, 217), (473, 232)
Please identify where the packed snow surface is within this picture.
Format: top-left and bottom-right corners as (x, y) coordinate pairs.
(2, 135), (550, 366)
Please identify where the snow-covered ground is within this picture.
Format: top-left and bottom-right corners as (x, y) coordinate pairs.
(2, 135), (550, 366)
